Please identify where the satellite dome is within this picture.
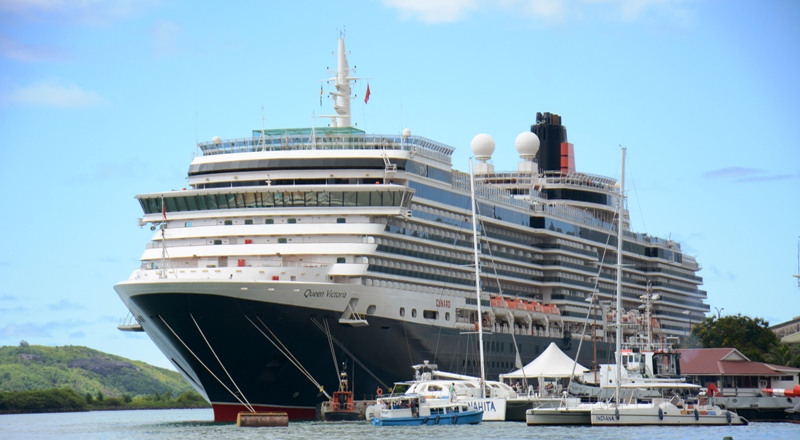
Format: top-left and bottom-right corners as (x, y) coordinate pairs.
(212, 136), (222, 145)
(515, 132), (540, 157)
(471, 133), (495, 160)
(402, 128), (411, 138)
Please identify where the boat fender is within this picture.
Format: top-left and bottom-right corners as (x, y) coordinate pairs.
(658, 408), (663, 421)
(726, 411), (732, 424)
(694, 408), (699, 421)
(422, 417), (428, 425)
(435, 414), (440, 424)
(453, 415), (458, 425)
(615, 408), (620, 421)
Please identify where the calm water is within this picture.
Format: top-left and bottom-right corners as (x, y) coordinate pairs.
(1, 409), (798, 440)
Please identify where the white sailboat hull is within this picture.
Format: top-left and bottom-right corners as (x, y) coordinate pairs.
(591, 402), (747, 426)
(526, 406), (592, 425)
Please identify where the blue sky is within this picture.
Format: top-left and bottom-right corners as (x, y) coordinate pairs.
(0, 0), (798, 370)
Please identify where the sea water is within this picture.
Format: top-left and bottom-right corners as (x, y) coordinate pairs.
(1, 408), (797, 440)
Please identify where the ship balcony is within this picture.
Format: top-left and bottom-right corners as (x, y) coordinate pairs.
(132, 261), (354, 283)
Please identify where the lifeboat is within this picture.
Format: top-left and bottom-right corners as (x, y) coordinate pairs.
(620, 310), (638, 335)
(491, 296), (509, 319)
(650, 318), (663, 334)
(528, 301), (548, 325)
(507, 299), (533, 321)
(542, 304), (562, 324)
(506, 299), (532, 333)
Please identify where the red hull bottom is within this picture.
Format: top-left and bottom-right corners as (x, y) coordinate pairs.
(212, 403), (317, 422)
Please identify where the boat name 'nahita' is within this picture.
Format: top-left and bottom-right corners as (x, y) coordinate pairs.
(303, 289), (347, 299)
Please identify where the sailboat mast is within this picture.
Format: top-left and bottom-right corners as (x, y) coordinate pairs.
(615, 147), (626, 404)
(469, 159), (487, 398)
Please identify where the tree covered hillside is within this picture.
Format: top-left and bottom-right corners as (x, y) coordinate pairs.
(0, 342), (197, 399)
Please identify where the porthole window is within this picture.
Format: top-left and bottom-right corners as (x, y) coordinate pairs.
(265, 219), (274, 224)
(224, 220), (233, 225)
(288, 218), (297, 224)
(412, 309), (417, 318)
(445, 312), (450, 321)
(400, 307), (405, 317)
(245, 219), (253, 225)
(337, 218), (346, 223)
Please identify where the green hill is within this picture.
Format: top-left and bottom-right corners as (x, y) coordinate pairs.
(0, 343), (196, 399)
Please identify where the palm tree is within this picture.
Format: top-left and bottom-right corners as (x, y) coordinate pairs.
(764, 343), (800, 367)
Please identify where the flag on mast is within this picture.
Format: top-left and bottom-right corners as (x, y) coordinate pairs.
(319, 84), (323, 106)
(364, 83), (371, 104)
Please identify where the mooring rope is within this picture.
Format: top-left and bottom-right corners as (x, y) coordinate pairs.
(309, 317), (391, 390)
(158, 315), (254, 412)
(190, 313), (254, 412)
(245, 315), (331, 399)
(324, 319), (341, 385)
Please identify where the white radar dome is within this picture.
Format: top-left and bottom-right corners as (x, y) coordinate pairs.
(402, 128), (411, 138)
(471, 133), (495, 160)
(212, 136), (222, 145)
(515, 132), (540, 157)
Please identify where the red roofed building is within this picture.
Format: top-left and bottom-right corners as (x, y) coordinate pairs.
(678, 348), (800, 397)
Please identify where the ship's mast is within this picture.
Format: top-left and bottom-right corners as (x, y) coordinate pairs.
(322, 31), (359, 128)
(795, 236), (800, 288)
(469, 159), (487, 398)
(615, 147), (626, 405)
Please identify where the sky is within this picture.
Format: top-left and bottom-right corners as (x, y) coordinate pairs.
(0, 0), (798, 370)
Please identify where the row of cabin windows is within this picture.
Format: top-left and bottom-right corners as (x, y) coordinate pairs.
(207, 241), (347, 264)
(399, 307), (450, 322)
(209, 238), (292, 244)
(464, 359), (516, 370)
(216, 218), (347, 226)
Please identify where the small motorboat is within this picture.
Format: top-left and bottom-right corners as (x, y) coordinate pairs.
(371, 394), (483, 426)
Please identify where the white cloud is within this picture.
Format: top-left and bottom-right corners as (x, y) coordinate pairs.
(49, 299), (86, 311)
(0, 319), (88, 338)
(384, 0), (694, 25)
(703, 167), (799, 184)
(6, 80), (108, 108)
(383, 0), (480, 23)
(0, 0), (159, 25)
(0, 34), (66, 63)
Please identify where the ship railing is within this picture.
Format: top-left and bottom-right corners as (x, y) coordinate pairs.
(197, 133), (454, 165)
(141, 260), (331, 271)
(452, 171), (532, 211)
(540, 171), (618, 190)
(540, 203), (616, 230)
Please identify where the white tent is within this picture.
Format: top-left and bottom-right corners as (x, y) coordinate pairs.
(500, 342), (588, 381)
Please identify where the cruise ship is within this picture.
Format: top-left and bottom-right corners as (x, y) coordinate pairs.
(114, 36), (710, 421)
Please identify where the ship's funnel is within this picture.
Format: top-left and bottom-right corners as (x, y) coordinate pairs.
(531, 112), (575, 173)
